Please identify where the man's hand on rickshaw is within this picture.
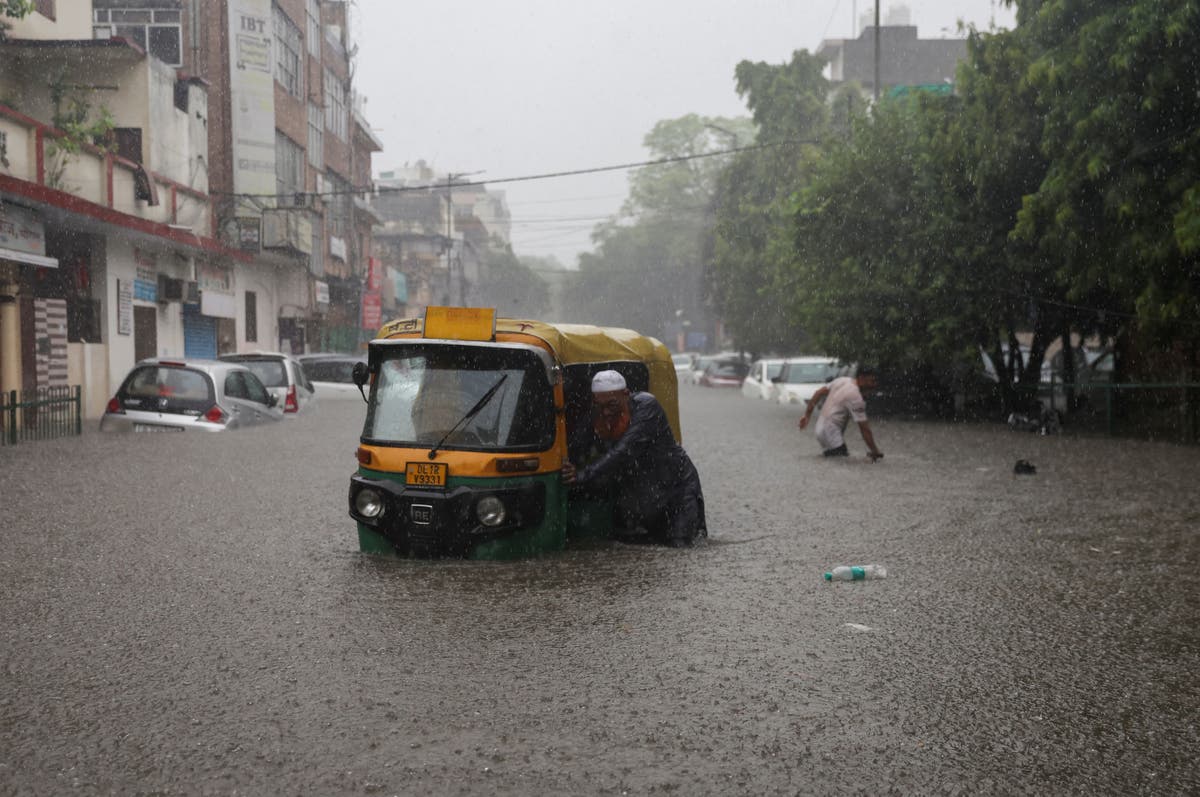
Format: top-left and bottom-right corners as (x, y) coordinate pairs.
(561, 460), (577, 484)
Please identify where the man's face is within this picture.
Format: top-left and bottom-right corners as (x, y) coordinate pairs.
(593, 389), (630, 421)
(856, 374), (877, 395)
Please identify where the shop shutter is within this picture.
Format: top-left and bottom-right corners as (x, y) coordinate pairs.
(182, 305), (217, 359)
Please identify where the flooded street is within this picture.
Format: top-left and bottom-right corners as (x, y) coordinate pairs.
(2, 387), (1199, 795)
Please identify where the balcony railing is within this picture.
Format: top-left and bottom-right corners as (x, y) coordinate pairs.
(0, 103), (212, 237)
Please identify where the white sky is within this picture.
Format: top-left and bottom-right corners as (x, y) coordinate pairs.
(351, 1), (1015, 270)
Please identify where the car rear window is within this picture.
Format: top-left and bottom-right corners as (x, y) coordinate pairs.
(305, 360), (359, 383)
(119, 366), (214, 414)
(235, 359), (288, 387)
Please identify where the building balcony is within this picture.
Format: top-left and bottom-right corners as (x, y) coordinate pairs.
(0, 103), (219, 248)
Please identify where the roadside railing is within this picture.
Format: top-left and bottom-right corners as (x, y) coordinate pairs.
(1041, 378), (1200, 443)
(1, 386), (83, 446)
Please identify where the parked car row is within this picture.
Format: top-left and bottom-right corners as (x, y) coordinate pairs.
(99, 351), (365, 434)
(675, 351), (848, 403)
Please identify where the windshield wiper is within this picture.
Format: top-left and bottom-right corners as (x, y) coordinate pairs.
(427, 374), (508, 460)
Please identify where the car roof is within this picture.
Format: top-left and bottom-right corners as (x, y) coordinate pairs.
(780, 356), (839, 365)
(132, 358), (252, 375)
(220, 351), (292, 360)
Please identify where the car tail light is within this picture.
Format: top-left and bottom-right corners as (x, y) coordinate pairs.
(284, 385), (299, 413)
(105, 396), (124, 414)
(203, 405), (229, 424)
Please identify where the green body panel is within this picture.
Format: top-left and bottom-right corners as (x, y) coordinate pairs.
(355, 467), (569, 560)
(354, 466), (617, 558)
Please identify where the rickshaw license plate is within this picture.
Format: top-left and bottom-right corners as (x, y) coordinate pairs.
(406, 462), (447, 487)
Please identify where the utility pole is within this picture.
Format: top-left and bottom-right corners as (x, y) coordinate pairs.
(443, 170), (484, 306)
(873, 2), (881, 101)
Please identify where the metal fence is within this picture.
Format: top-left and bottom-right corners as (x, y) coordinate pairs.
(1, 385), (83, 446)
(1042, 379), (1200, 443)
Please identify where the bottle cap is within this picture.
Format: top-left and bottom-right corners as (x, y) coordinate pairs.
(823, 572), (832, 581)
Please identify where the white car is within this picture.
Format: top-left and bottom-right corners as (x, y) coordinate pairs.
(773, 357), (845, 405)
(219, 351), (317, 415)
(741, 358), (785, 400)
(671, 354), (694, 380)
(302, 355), (366, 400)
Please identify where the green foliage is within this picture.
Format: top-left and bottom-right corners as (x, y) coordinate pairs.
(0, 0), (33, 40)
(45, 71), (115, 190)
(563, 113), (751, 343)
(709, 50), (830, 355)
(1014, 0), (1200, 346)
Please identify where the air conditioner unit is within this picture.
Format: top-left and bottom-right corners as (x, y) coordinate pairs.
(157, 275), (184, 302)
(262, 208), (314, 255)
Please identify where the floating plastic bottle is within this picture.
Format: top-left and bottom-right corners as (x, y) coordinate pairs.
(824, 564), (887, 581)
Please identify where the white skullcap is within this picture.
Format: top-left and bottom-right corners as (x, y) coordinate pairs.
(591, 370), (627, 393)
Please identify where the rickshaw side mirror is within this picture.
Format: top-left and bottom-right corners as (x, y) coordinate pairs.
(352, 362), (369, 403)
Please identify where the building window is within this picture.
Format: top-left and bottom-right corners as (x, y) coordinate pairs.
(245, 291), (257, 342)
(324, 68), (347, 140)
(93, 7), (182, 66)
(275, 131), (304, 200)
(310, 223), (324, 277)
(307, 103), (323, 169)
(306, 0), (321, 56)
(326, 171), (350, 240)
(272, 3), (303, 98)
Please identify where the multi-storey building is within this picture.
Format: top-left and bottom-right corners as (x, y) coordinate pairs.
(371, 164), (510, 320)
(0, 0), (381, 427)
(1, 3), (240, 419)
(817, 6), (968, 96)
(169, 0), (381, 354)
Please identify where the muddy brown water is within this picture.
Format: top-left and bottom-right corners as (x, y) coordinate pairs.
(2, 387), (1198, 794)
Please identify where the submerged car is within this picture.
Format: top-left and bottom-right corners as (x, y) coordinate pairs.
(699, 358), (749, 387)
(219, 351), (316, 414)
(773, 357), (845, 404)
(302, 355), (367, 400)
(100, 358), (282, 432)
(742, 358), (785, 400)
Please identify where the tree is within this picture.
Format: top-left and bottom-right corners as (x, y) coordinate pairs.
(1014, 0), (1200, 365)
(565, 114), (751, 343)
(710, 50), (830, 355)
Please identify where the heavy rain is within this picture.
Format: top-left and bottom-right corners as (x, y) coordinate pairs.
(3, 0), (1200, 794)
(4, 395), (1200, 794)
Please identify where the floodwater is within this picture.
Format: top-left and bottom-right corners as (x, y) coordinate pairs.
(2, 386), (1198, 795)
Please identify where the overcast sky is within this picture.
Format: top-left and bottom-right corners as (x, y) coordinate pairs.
(351, 1), (1016, 270)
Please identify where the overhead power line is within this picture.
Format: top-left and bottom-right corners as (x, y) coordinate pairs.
(210, 138), (813, 201)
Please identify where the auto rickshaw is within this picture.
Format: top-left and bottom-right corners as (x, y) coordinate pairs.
(347, 306), (681, 559)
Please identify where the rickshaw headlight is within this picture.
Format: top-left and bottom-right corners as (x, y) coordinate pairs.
(476, 496), (506, 527)
(355, 488), (384, 518)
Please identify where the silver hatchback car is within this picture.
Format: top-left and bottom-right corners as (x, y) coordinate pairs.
(100, 358), (283, 433)
(219, 351), (316, 415)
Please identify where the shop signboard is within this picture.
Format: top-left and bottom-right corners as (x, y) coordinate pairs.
(361, 292), (382, 330)
(0, 202), (58, 268)
(228, 0), (276, 199)
(117, 279), (133, 335)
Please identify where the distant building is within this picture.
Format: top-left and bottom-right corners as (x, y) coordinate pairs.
(372, 165), (510, 319)
(817, 11), (967, 96)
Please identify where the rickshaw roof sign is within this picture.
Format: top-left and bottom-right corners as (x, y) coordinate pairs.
(422, 306), (496, 341)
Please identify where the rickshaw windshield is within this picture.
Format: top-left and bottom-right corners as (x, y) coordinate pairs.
(363, 344), (555, 451)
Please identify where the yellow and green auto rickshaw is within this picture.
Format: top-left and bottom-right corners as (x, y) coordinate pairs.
(347, 306), (681, 559)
